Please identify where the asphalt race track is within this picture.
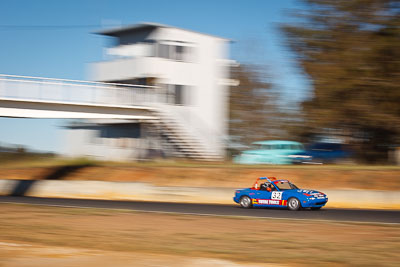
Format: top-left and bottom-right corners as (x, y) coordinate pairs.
(1, 196), (399, 224)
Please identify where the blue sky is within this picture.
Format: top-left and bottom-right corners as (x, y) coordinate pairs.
(0, 0), (309, 153)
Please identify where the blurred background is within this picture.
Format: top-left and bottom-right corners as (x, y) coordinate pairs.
(0, 0), (399, 166)
(0, 1), (400, 266)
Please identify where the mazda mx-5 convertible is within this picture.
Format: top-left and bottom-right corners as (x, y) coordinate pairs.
(233, 177), (328, 211)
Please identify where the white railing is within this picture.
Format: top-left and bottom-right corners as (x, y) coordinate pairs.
(0, 74), (164, 107)
(155, 105), (224, 157)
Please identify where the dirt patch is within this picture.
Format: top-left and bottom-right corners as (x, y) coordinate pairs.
(0, 243), (278, 267)
(0, 203), (399, 266)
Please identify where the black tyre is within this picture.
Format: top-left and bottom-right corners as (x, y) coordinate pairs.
(311, 207), (322, 210)
(239, 196), (253, 209)
(287, 197), (301, 211)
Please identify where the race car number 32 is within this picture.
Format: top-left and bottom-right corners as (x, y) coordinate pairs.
(271, 191), (282, 200)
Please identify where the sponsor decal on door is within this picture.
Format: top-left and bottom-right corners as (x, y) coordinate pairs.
(252, 199), (287, 205)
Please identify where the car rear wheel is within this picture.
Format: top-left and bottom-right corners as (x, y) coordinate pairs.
(287, 197), (301, 211)
(239, 196), (252, 209)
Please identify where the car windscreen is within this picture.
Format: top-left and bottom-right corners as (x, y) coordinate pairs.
(260, 144), (302, 150)
(274, 181), (298, 190)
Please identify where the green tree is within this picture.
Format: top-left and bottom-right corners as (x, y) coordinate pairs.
(282, 0), (400, 162)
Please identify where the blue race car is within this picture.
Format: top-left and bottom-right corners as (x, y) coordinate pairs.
(233, 177), (328, 211)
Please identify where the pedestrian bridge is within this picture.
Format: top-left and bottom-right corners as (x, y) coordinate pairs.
(0, 74), (162, 119)
(0, 74), (222, 160)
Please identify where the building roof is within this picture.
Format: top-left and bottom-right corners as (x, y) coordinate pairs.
(95, 22), (230, 41)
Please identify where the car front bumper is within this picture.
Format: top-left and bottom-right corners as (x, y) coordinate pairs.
(301, 198), (328, 208)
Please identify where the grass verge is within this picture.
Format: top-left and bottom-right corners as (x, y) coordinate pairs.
(1, 157), (400, 190)
(0, 203), (399, 266)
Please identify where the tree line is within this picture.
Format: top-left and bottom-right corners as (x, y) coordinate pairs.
(230, 0), (399, 163)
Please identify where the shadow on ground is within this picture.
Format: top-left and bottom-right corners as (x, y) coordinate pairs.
(9, 164), (93, 196)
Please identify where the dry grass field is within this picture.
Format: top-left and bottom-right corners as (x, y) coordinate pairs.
(0, 203), (399, 266)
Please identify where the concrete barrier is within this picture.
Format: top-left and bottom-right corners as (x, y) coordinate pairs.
(1, 179), (399, 210)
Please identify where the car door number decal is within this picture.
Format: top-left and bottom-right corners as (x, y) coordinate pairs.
(271, 191), (282, 200)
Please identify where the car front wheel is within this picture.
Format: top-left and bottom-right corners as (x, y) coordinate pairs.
(239, 196), (253, 209)
(287, 197), (301, 211)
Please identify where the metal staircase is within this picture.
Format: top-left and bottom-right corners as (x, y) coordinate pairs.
(150, 108), (222, 161)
